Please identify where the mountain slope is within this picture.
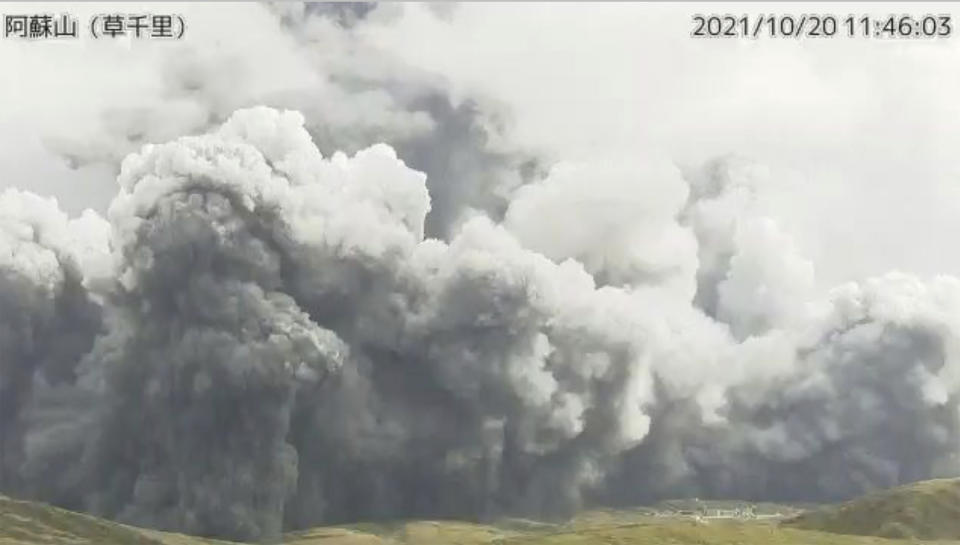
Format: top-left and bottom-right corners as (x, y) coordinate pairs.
(783, 478), (960, 540)
(4, 488), (960, 545)
(0, 494), (230, 545)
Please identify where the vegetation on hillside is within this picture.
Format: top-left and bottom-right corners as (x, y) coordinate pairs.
(783, 478), (960, 540)
(0, 494), (230, 545)
(5, 479), (960, 544)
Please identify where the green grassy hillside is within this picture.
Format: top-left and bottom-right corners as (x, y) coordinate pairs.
(0, 494), (231, 545)
(283, 516), (960, 545)
(783, 478), (960, 540)
(5, 481), (960, 545)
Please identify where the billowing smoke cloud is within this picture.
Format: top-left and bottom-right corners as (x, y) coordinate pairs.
(73, 108), (660, 541)
(605, 272), (960, 505)
(4, 105), (958, 543)
(0, 190), (107, 492)
(682, 157), (816, 338)
(47, 3), (540, 239)
(2, 4), (960, 545)
(504, 156), (699, 299)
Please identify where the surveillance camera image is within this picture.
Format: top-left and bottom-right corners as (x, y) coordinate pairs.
(0, 2), (958, 544)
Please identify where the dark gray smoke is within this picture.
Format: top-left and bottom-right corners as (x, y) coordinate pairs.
(4, 107), (959, 543)
(0, 191), (105, 494)
(603, 275), (960, 506)
(72, 109), (655, 541)
(2, 5), (959, 545)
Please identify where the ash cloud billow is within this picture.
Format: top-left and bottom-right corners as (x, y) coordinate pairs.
(1, 4), (959, 545)
(0, 190), (107, 495)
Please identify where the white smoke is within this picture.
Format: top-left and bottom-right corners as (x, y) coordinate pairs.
(1, 3), (959, 544)
(504, 157), (698, 299)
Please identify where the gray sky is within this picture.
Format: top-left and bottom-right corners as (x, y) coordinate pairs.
(1, 2), (959, 288)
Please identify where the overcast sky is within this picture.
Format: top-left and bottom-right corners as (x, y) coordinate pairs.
(2, 2), (959, 289)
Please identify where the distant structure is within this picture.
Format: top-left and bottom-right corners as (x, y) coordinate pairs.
(644, 499), (803, 521)
(704, 507), (756, 519)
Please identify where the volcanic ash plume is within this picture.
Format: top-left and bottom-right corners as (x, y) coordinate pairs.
(1, 106), (960, 543)
(602, 161), (960, 506)
(81, 109), (353, 541)
(45, 107), (660, 541)
(0, 190), (107, 492)
(46, 3), (539, 239)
